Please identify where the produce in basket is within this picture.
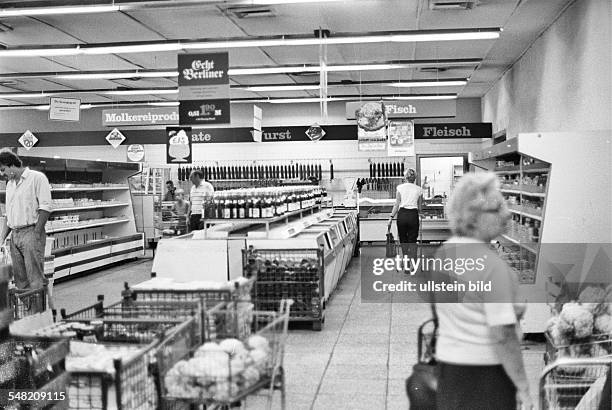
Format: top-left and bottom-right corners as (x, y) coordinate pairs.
(594, 314), (612, 335)
(578, 286), (609, 315)
(558, 302), (594, 339)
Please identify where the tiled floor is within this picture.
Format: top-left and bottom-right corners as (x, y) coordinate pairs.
(52, 248), (545, 410)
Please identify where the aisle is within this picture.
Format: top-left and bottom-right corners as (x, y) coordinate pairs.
(52, 251), (544, 410)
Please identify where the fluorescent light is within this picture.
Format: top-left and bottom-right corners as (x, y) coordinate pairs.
(0, 5), (120, 17)
(81, 43), (181, 55)
(149, 102), (180, 107)
(238, 84), (320, 92)
(387, 80), (467, 88)
(57, 71), (179, 80)
(103, 89), (179, 96)
(0, 29), (500, 58)
(228, 66), (320, 75)
(0, 92), (49, 99)
(385, 95), (457, 100)
(250, 0), (345, 3)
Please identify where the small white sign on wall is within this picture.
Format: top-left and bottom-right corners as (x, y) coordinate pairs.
(49, 97), (80, 122)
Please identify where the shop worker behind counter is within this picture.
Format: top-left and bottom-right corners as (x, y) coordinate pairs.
(189, 169), (214, 231)
(0, 150), (51, 294)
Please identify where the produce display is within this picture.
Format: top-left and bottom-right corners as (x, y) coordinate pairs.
(546, 285), (612, 362)
(164, 335), (272, 402)
(66, 341), (140, 374)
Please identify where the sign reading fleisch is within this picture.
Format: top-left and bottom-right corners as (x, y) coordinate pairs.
(413, 123), (492, 139)
(105, 128), (126, 148)
(166, 127), (192, 164)
(178, 53), (230, 125)
(18, 130), (38, 150)
(387, 121), (415, 157)
(49, 97), (80, 122)
(102, 107), (179, 127)
(346, 99), (456, 119)
(126, 144), (145, 162)
(355, 101), (387, 151)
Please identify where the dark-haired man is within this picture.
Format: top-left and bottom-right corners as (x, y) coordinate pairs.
(0, 150), (52, 294)
(164, 180), (176, 202)
(189, 169), (213, 231)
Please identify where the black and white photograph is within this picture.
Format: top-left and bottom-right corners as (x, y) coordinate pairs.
(0, 0), (610, 409)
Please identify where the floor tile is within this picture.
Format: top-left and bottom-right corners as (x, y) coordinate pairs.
(318, 377), (387, 396)
(313, 393), (386, 410)
(323, 363), (388, 380)
(329, 351), (388, 366)
(387, 394), (410, 410)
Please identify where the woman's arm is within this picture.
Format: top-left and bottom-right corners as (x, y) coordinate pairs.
(387, 192), (402, 230)
(492, 325), (533, 409)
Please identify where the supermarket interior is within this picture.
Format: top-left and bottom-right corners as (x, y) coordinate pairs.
(0, 0), (611, 409)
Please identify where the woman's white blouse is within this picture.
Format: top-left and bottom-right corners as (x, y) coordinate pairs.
(396, 182), (422, 209)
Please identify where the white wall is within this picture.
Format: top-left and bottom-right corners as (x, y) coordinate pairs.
(482, 0), (612, 136)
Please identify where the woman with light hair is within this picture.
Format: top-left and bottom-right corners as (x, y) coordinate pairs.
(387, 168), (422, 260)
(433, 172), (532, 410)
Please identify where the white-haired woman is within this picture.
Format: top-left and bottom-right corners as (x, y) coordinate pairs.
(387, 168), (422, 260)
(433, 172), (532, 409)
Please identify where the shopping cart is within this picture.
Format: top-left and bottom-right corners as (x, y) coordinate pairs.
(540, 357), (612, 410)
(545, 331), (612, 364)
(161, 299), (293, 410)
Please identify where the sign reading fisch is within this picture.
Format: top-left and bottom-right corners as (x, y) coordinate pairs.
(346, 99), (456, 119)
(103, 107), (179, 127)
(178, 53), (230, 125)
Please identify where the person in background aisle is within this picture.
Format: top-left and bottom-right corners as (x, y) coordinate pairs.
(0, 150), (52, 299)
(387, 168), (422, 263)
(189, 170), (214, 231)
(171, 189), (189, 235)
(434, 172), (532, 410)
(164, 180), (176, 202)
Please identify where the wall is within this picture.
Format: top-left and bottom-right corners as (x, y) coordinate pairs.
(482, 0), (612, 136)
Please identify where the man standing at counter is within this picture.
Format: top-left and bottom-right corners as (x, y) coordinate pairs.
(189, 169), (214, 231)
(0, 151), (52, 297)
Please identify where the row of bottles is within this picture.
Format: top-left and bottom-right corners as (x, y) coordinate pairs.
(204, 186), (325, 220)
(178, 162), (325, 182)
(369, 161), (405, 178)
(355, 177), (401, 193)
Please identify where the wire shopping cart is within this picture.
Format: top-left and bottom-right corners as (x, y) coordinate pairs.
(161, 299), (293, 410)
(540, 357), (611, 410)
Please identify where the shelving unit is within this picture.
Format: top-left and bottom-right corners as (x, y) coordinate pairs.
(0, 156), (144, 281)
(470, 131), (612, 333)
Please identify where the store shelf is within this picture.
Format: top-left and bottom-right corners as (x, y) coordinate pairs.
(51, 202), (130, 212)
(500, 234), (538, 254)
(204, 204), (320, 225)
(0, 186), (130, 194)
(522, 168), (549, 173)
(508, 208), (543, 221)
(47, 218), (130, 233)
(500, 189), (546, 198)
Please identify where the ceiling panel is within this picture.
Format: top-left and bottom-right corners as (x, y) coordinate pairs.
(33, 13), (165, 43)
(417, 0), (518, 29)
(413, 40), (495, 60)
(124, 8), (245, 39)
(0, 57), (83, 74)
(44, 55), (141, 71)
(111, 77), (177, 89)
(0, 16), (80, 46)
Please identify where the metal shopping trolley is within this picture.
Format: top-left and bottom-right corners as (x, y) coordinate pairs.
(160, 299), (293, 410)
(540, 357), (612, 410)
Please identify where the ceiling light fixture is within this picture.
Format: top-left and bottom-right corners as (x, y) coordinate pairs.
(387, 80), (467, 87)
(0, 92), (49, 99)
(0, 5), (121, 17)
(0, 29), (500, 58)
(237, 84), (321, 92)
(56, 71), (180, 80)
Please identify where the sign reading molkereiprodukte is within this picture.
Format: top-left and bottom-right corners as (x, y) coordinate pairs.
(103, 107), (179, 127)
(346, 99), (456, 119)
(178, 53), (230, 125)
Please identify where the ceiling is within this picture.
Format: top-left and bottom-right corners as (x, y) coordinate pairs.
(0, 0), (573, 107)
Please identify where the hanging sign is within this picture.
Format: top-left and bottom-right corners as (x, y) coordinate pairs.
(253, 105), (262, 142)
(18, 130), (38, 150)
(346, 99), (456, 119)
(102, 107), (179, 127)
(166, 127), (192, 164)
(126, 144), (145, 162)
(105, 128), (126, 148)
(387, 121), (415, 157)
(49, 97), (80, 122)
(305, 124), (326, 142)
(356, 101), (387, 151)
(178, 53), (230, 125)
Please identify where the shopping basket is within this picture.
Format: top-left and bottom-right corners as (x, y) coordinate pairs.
(540, 357), (612, 410)
(545, 331), (612, 364)
(161, 299), (293, 410)
(10, 285), (48, 320)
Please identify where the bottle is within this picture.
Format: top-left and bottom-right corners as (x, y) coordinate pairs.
(246, 194), (254, 218)
(329, 161), (334, 180)
(400, 162), (405, 176)
(224, 194), (232, 219)
(237, 195), (246, 219)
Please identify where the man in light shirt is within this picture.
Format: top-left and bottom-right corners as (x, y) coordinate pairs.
(189, 169), (214, 231)
(0, 151), (52, 292)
